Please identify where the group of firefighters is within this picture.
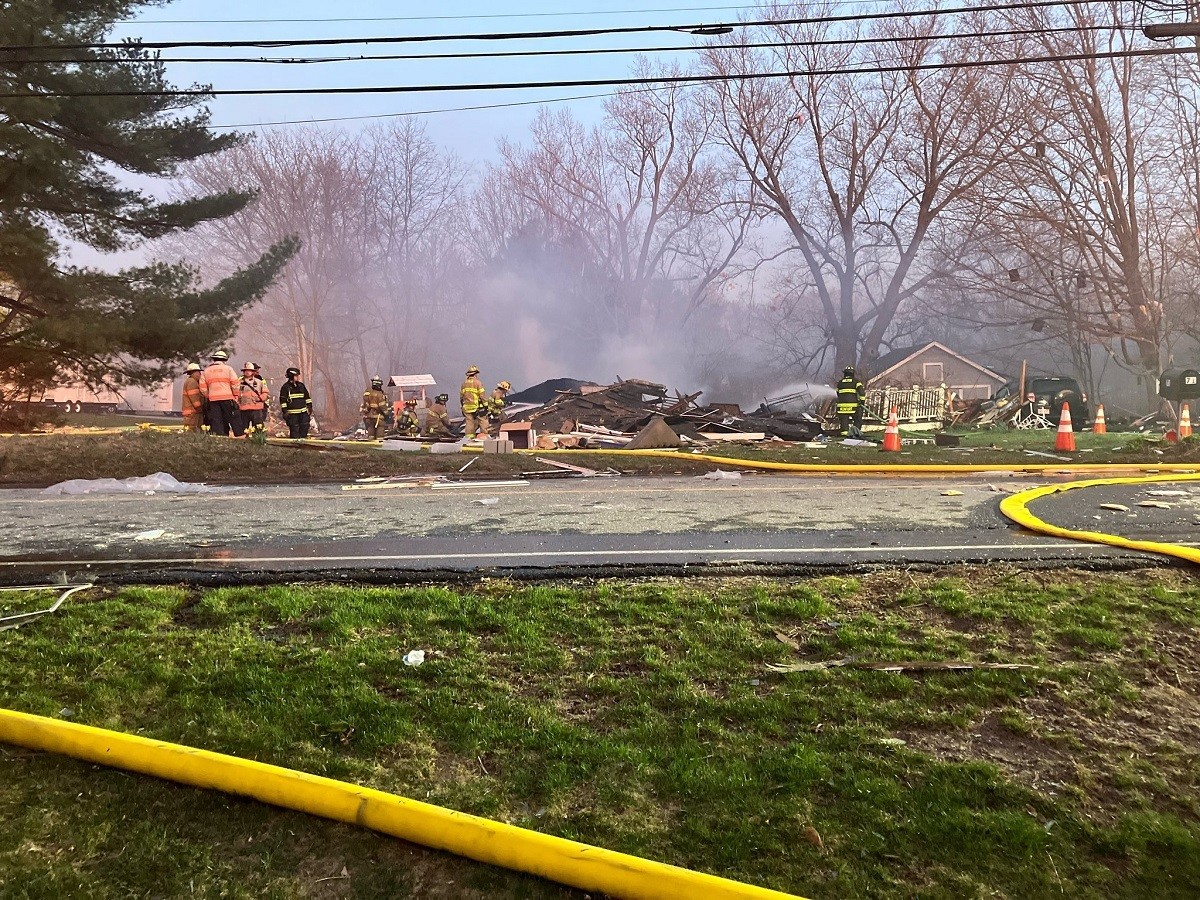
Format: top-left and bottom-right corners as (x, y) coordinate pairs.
(358, 365), (511, 441)
(182, 351), (315, 439)
(181, 352), (509, 442)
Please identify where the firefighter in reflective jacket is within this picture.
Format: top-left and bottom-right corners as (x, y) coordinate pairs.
(460, 365), (486, 439)
(360, 376), (390, 438)
(280, 367), (313, 439)
(181, 362), (204, 432)
(480, 381), (511, 438)
(237, 362), (269, 436)
(396, 398), (420, 436)
(198, 350), (240, 436)
(424, 393), (454, 439)
(835, 366), (866, 437)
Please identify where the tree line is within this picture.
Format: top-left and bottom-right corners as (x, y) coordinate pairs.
(4, 1), (1198, 419)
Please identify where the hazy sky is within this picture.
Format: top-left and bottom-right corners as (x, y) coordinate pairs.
(115, 0), (761, 159)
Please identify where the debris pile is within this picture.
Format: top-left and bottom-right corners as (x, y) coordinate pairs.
(512, 378), (826, 449)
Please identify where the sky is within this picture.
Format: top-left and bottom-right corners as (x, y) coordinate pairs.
(113, 0), (777, 160)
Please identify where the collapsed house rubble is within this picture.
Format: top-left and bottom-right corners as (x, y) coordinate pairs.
(511, 378), (827, 449)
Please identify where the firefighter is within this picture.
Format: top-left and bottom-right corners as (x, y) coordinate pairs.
(396, 398), (420, 437)
(424, 393), (454, 439)
(480, 380), (511, 438)
(280, 367), (313, 439)
(198, 350), (240, 436)
(360, 375), (390, 439)
(237, 361), (269, 436)
(835, 365), (866, 437)
(181, 362), (204, 432)
(460, 365), (485, 439)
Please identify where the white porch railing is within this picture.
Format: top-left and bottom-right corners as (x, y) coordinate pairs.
(862, 384), (949, 427)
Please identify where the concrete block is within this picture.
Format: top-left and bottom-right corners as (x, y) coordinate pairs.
(381, 440), (423, 452)
(499, 421), (534, 449)
(429, 441), (465, 454)
(483, 439), (514, 454)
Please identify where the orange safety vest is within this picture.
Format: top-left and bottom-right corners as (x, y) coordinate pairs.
(460, 376), (485, 413)
(182, 374), (204, 416)
(238, 376), (269, 411)
(199, 362), (238, 403)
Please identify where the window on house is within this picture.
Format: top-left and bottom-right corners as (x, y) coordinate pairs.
(922, 362), (944, 384)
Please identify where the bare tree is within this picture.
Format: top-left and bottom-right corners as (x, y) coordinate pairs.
(176, 124), (469, 425)
(703, 2), (1022, 374)
(963, 1), (1194, 402)
(496, 69), (757, 343)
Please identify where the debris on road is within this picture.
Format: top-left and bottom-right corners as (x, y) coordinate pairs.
(473, 498), (500, 506)
(42, 472), (233, 496)
(1099, 503), (1131, 512)
(700, 470), (743, 481)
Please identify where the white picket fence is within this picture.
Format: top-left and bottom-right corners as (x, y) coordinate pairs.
(862, 384), (950, 428)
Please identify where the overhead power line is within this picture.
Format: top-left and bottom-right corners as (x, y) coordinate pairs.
(2, 46), (1186, 100)
(7, 25), (1126, 67)
(126, 5), (762, 25)
(213, 91), (632, 129)
(1, 0), (1096, 51)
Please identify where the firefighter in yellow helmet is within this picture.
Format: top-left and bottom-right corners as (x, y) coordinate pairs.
(360, 375), (390, 439)
(424, 393), (454, 440)
(480, 380), (511, 439)
(459, 365), (486, 439)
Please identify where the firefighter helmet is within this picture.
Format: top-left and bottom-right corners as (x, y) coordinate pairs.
(185, 362), (201, 374)
(466, 365), (480, 375)
(405, 398), (417, 407)
(371, 375), (383, 387)
(843, 366), (855, 376)
(211, 349), (229, 362)
(435, 393), (448, 404)
(497, 381), (511, 391)
(243, 361), (259, 372)
(285, 367), (301, 378)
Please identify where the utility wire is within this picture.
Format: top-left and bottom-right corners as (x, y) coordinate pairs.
(126, 5), (764, 25)
(8, 25), (1126, 67)
(2, 45), (1186, 99)
(1, 0), (1097, 51)
(213, 91), (633, 129)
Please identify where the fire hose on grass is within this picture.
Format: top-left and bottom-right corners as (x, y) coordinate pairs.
(0, 708), (804, 900)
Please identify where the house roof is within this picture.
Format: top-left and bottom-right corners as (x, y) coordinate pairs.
(868, 341), (1005, 385)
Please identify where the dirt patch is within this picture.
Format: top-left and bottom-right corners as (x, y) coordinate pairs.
(899, 626), (1200, 823)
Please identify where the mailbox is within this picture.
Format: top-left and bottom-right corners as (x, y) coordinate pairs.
(1159, 369), (1200, 400)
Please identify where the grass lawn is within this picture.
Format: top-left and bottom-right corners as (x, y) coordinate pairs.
(0, 429), (1196, 488)
(2, 569), (1199, 898)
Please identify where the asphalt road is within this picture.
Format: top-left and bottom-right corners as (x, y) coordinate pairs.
(0, 472), (1170, 583)
(1026, 479), (1200, 543)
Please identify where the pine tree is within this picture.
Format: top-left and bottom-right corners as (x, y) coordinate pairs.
(0, 0), (297, 398)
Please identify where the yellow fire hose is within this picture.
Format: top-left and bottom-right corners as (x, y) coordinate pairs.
(0, 708), (804, 900)
(1000, 472), (1200, 565)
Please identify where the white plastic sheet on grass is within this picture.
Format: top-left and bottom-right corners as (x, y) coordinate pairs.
(42, 472), (237, 496)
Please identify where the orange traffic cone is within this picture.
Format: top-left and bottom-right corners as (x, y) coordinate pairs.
(1055, 403), (1076, 452)
(882, 408), (901, 452)
(1180, 403), (1193, 439)
(1092, 404), (1106, 434)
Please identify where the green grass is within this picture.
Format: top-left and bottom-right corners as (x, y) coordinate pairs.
(2, 569), (1199, 898)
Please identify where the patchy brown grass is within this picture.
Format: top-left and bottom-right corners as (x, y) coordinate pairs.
(0, 431), (721, 487)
